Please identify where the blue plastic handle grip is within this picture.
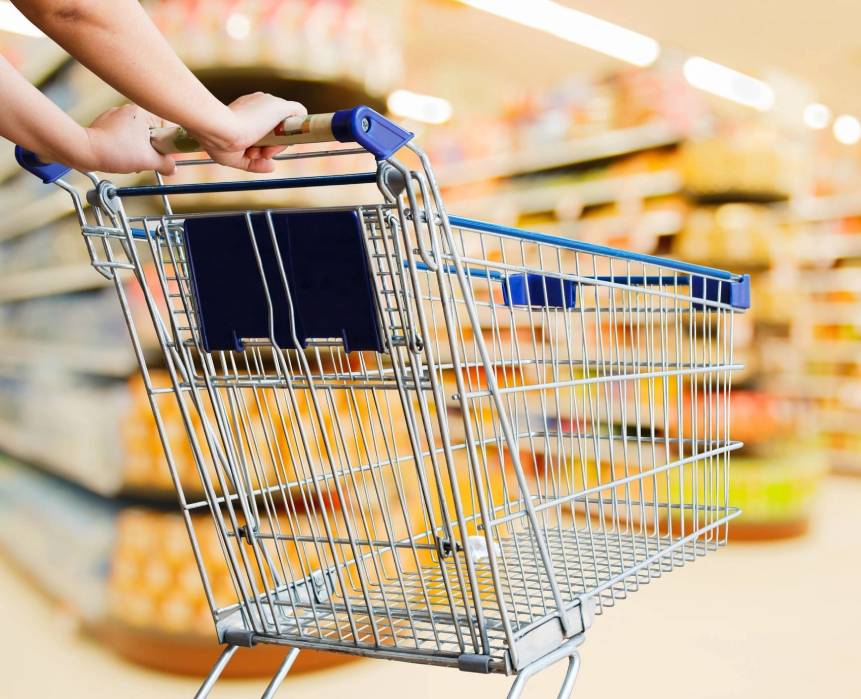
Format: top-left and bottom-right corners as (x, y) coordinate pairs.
(15, 145), (73, 184)
(330, 106), (414, 159)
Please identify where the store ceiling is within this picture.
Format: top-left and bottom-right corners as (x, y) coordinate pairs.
(409, 0), (861, 119)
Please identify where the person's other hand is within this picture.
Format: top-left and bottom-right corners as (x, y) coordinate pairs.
(193, 93), (307, 173)
(85, 104), (176, 174)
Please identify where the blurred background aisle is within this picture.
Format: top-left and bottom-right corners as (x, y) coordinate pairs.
(2, 0), (861, 696)
(5, 477), (859, 697)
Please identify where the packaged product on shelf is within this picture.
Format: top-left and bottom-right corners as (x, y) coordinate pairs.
(611, 63), (705, 131)
(728, 441), (827, 540)
(673, 203), (782, 268)
(681, 128), (808, 201)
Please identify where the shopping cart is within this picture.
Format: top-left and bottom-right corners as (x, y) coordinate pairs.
(16, 106), (750, 698)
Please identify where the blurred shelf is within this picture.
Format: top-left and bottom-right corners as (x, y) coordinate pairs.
(771, 374), (861, 400)
(668, 256), (771, 274)
(686, 189), (789, 205)
(830, 452), (861, 476)
(797, 233), (861, 263)
(438, 121), (684, 187)
(0, 419), (120, 497)
(0, 420), (184, 505)
(0, 339), (137, 378)
(798, 268), (861, 292)
(791, 340), (860, 360)
(449, 169), (682, 219)
(0, 264), (115, 303)
(798, 302), (861, 325)
(0, 190), (75, 241)
(91, 617), (360, 678)
(0, 455), (116, 621)
(10, 42), (69, 84)
(540, 209), (684, 241)
(790, 192), (861, 222)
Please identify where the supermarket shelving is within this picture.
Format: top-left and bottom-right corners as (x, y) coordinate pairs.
(438, 121), (685, 187)
(0, 264), (117, 303)
(448, 169), (683, 219)
(790, 192), (861, 223)
(0, 418), (189, 505)
(0, 418), (121, 497)
(0, 190), (75, 241)
(541, 208), (684, 240)
(0, 339), (137, 378)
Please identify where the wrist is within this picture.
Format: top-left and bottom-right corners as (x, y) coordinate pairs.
(186, 103), (242, 152)
(79, 126), (109, 172)
(34, 125), (101, 172)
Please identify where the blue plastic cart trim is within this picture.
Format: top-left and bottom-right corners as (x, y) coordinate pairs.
(502, 274), (576, 309)
(183, 210), (382, 353)
(115, 172), (378, 198)
(331, 106), (414, 159)
(409, 246), (748, 310)
(691, 273), (751, 310)
(448, 215), (737, 282)
(14, 146), (72, 184)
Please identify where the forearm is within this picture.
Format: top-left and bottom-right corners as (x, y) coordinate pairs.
(0, 56), (98, 169)
(13, 0), (239, 148)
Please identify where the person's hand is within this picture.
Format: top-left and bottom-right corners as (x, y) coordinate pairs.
(191, 92), (307, 173)
(85, 104), (176, 175)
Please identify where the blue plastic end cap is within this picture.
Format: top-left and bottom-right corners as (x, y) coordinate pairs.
(14, 146), (73, 184)
(503, 273), (577, 310)
(331, 106), (414, 160)
(691, 273), (751, 310)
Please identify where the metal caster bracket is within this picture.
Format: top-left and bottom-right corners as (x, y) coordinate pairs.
(507, 637), (582, 699)
(194, 646), (300, 699)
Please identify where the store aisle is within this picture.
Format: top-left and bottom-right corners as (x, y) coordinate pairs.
(3, 477), (858, 699)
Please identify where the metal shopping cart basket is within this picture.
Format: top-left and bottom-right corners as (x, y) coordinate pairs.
(16, 106), (750, 698)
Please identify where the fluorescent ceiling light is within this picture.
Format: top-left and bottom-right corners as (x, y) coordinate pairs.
(387, 90), (453, 125)
(833, 115), (861, 145)
(457, 0), (659, 67)
(803, 103), (831, 130)
(683, 56), (774, 111)
(0, 1), (44, 38)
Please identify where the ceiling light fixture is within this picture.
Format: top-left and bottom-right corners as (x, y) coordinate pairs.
(803, 103), (832, 130)
(457, 0), (660, 67)
(833, 114), (861, 145)
(387, 90), (453, 125)
(683, 56), (774, 111)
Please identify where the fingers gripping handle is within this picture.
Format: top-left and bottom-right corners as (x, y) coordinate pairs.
(150, 105), (413, 159)
(15, 105), (414, 182)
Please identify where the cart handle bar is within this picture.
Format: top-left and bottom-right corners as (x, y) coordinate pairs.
(15, 105), (413, 184)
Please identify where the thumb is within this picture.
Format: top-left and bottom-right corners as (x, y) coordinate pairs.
(153, 152), (176, 176)
(141, 111), (177, 175)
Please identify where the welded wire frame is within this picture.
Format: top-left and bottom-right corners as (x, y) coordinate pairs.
(68, 142), (744, 673)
